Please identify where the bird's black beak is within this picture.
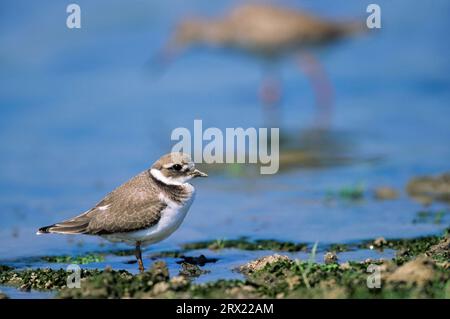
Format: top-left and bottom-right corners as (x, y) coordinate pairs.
(191, 169), (208, 178)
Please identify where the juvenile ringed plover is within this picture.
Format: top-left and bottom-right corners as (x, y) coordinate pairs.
(37, 152), (207, 272)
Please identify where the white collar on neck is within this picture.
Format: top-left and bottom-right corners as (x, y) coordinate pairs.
(150, 168), (191, 186)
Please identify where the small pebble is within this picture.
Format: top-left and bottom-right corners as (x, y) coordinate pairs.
(374, 187), (399, 200)
(324, 252), (338, 264)
(373, 237), (387, 248)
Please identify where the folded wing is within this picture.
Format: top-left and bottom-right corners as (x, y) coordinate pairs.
(37, 186), (166, 235)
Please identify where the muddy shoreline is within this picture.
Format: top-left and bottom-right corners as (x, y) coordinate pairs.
(1, 231), (448, 299)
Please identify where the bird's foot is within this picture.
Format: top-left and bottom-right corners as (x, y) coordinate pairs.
(138, 259), (145, 273)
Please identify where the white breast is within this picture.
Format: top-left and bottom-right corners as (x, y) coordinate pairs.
(102, 184), (195, 246)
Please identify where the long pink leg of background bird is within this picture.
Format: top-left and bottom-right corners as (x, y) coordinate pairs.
(297, 52), (334, 129)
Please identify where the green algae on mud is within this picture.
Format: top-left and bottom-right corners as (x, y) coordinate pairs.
(182, 237), (309, 252)
(62, 231), (450, 298)
(412, 210), (449, 225)
(239, 256), (449, 298)
(0, 267), (102, 291)
(0, 265), (14, 272)
(58, 261), (171, 298)
(57, 252), (450, 298)
(42, 253), (105, 264)
(358, 231), (449, 265)
(0, 232), (448, 298)
(326, 183), (366, 201)
(179, 262), (210, 278)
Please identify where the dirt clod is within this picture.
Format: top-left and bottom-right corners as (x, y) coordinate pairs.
(179, 262), (210, 277)
(374, 187), (399, 200)
(177, 254), (218, 266)
(373, 237), (388, 248)
(426, 236), (450, 260)
(407, 173), (450, 204)
(239, 254), (290, 273)
(324, 252), (338, 264)
(386, 257), (437, 286)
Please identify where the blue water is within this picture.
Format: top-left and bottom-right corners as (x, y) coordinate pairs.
(0, 0), (449, 298)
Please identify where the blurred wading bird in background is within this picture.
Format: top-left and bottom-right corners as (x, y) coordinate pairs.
(37, 153), (207, 272)
(154, 3), (367, 128)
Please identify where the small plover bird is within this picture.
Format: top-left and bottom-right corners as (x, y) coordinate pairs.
(155, 4), (366, 127)
(37, 152), (207, 272)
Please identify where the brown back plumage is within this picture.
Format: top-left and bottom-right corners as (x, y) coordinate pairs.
(37, 170), (191, 235)
(172, 4), (366, 56)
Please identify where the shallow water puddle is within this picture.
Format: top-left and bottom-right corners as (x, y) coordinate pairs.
(0, 285), (55, 299)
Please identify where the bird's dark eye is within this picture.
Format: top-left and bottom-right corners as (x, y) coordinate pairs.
(172, 164), (182, 171)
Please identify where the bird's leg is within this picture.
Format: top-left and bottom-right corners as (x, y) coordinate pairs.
(297, 52), (334, 129)
(259, 73), (282, 126)
(135, 241), (145, 273)
(260, 76), (281, 107)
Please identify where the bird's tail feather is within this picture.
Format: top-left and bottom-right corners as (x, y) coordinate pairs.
(337, 20), (370, 37)
(37, 218), (90, 235)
